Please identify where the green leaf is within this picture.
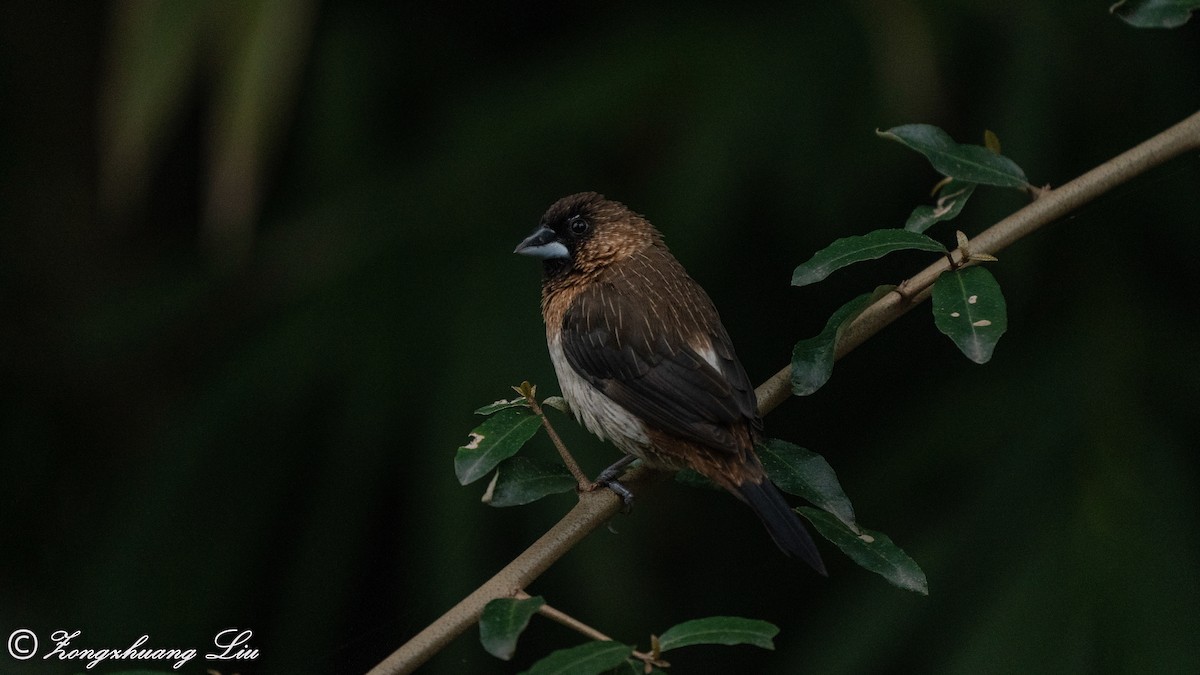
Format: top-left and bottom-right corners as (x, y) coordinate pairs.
(757, 439), (857, 532)
(791, 292), (875, 395)
(904, 180), (977, 233)
(474, 397), (531, 415)
(657, 616), (779, 652)
(482, 456), (577, 507)
(792, 230), (946, 287)
(480, 596), (545, 661)
(518, 641), (634, 675)
(877, 124), (1029, 188)
(1110, 0), (1200, 28)
(931, 266), (1008, 364)
(797, 507), (929, 595)
(454, 407), (543, 485)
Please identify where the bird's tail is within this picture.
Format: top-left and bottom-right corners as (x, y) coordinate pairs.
(736, 479), (827, 576)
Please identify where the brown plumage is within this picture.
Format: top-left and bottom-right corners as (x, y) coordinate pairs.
(515, 192), (825, 574)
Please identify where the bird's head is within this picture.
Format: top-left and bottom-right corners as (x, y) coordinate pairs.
(514, 192), (661, 278)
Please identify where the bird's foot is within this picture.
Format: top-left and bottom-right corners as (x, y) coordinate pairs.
(586, 455), (639, 511)
(597, 479), (635, 511)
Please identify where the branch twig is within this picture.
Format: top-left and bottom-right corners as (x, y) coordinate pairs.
(367, 109), (1200, 675)
(514, 590), (669, 669)
(520, 383), (591, 489)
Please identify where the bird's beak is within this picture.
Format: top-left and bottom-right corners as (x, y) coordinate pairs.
(514, 225), (569, 260)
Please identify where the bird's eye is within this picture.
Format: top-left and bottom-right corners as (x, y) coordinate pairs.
(568, 217), (590, 236)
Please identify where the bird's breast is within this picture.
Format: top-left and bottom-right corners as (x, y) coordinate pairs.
(547, 332), (652, 459)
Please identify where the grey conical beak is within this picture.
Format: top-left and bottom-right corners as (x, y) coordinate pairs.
(514, 225), (569, 260)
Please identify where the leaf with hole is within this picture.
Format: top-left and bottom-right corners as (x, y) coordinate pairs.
(454, 407), (543, 485)
(932, 266), (1008, 364)
(792, 230), (946, 287)
(480, 596), (544, 661)
(482, 456), (577, 507)
(877, 124), (1029, 188)
(474, 397), (531, 415)
(797, 507), (929, 595)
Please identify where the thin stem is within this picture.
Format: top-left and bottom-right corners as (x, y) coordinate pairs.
(525, 393), (591, 489)
(514, 590), (612, 642)
(514, 590), (669, 669)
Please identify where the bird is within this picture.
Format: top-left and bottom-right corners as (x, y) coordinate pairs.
(514, 191), (826, 574)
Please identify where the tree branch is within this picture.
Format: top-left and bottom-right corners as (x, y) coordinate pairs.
(367, 109), (1200, 675)
(755, 108), (1200, 414)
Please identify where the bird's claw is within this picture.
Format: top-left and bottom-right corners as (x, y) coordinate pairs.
(588, 455), (638, 511)
(602, 479), (635, 511)
(584, 477), (635, 511)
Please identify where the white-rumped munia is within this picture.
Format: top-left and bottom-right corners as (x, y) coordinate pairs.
(515, 192), (825, 574)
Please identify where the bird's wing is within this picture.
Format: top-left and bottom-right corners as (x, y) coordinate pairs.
(559, 257), (761, 454)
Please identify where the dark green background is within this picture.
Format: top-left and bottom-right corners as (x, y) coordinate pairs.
(3, 2), (1198, 673)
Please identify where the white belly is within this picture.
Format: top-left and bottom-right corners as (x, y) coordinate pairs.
(547, 334), (651, 459)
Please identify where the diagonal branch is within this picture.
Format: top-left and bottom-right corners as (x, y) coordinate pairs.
(754, 108), (1200, 414)
(366, 468), (666, 675)
(367, 108), (1200, 675)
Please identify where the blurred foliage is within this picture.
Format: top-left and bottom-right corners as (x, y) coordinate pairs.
(1, 1), (1199, 673)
